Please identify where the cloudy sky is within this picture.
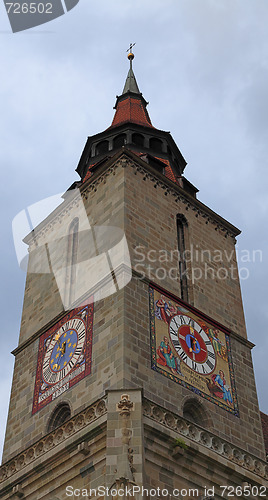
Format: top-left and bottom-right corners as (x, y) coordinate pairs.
(0, 0), (267, 458)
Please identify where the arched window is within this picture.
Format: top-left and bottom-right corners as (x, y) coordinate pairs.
(47, 402), (71, 433)
(65, 218), (79, 308)
(149, 137), (163, 153)
(95, 140), (109, 155)
(113, 134), (127, 149)
(177, 214), (188, 302)
(132, 133), (144, 147)
(183, 398), (208, 427)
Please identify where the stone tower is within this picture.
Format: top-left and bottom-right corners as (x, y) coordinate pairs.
(0, 52), (267, 499)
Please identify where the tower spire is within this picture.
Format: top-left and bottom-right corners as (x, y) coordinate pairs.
(123, 43), (140, 95)
(110, 45), (153, 129)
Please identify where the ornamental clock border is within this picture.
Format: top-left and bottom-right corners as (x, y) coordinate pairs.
(32, 303), (93, 415)
(149, 284), (239, 416)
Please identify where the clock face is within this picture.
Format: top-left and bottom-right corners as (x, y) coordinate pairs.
(42, 318), (86, 385)
(32, 304), (93, 415)
(150, 286), (239, 416)
(169, 314), (216, 374)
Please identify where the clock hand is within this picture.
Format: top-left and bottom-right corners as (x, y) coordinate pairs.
(52, 340), (66, 371)
(59, 341), (66, 355)
(56, 342), (67, 370)
(62, 341), (66, 355)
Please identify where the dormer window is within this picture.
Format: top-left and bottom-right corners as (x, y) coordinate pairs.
(149, 137), (163, 153)
(95, 140), (109, 155)
(113, 134), (127, 149)
(132, 133), (144, 147)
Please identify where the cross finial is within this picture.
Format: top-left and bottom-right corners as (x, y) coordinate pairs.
(126, 42), (136, 54)
(126, 43), (135, 68)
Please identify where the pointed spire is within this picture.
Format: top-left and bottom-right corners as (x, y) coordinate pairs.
(122, 66), (140, 94)
(122, 49), (140, 94)
(109, 46), (153, 129)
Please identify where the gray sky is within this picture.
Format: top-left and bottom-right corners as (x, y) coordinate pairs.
(0, 0), (267, 458)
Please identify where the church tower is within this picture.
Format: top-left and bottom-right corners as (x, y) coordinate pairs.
(0, 51), (267, 499)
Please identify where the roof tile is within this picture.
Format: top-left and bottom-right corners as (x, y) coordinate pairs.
(110, 97), (153, 128)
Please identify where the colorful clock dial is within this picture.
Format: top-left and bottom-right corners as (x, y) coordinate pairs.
(169, 314), (216, 374)
(150, 286), (239, 415)
(42, 318), (86, 385)
(32, 304), (93, 415)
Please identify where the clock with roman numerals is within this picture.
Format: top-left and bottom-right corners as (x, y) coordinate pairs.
(169, 314), (216, 374)
(32, 304), (93, 415)
(42, 317), (86, 385)
(150, 286), (238, 415)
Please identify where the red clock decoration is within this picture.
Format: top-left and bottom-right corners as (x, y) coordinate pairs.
(169, 314), (216, 374)
(32, 304), (93, 415)
(149, 284), (239, 416)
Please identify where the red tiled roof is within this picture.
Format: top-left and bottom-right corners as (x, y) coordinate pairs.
(154, 156), (177, 183)
(83, 169), (92, 183)
(133, 152), (177, 184)
(110, 97), (153, 128)
(165, 165), (177, 183)
(82, 151), (177, 187)
(83, 162), (98, 183)
(260, 411), (268, 453)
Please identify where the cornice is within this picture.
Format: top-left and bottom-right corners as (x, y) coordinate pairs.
(13, 264), (130, 355)
(24, 149), (240, 248)
(13, 268), (254, 358)
(12, 309), (67, 356)
(143, 398), (268, 481)
(0, 396), (107, 485)
(2, 395), (266, 489)
(81, 148), (241, 239)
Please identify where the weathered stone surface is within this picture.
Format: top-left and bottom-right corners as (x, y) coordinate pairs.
(1, 153), (266, 499)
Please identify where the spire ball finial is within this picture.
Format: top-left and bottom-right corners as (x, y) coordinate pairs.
(126, 43), (136, 68)
(126, 42), (136, 60)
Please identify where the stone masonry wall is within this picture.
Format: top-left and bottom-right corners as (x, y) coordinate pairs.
(2, 155), (266, 468)
(122, 160), (265, 459)
(2, 166), (127, 463)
